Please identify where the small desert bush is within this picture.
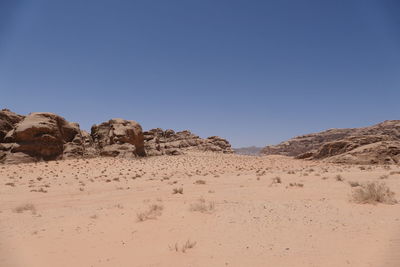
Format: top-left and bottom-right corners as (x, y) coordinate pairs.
(14, 203), (36, 214)
(352, 182), (397, 205)
(194, 180), (206, 185)
(136, 204), (164, 222)
(335, 175), (344, 181)
(172, 187), (183, 194)
(289, 183), (303, 188)
(272, 177), (281, 184)
(171, 239), (197, 253)
(190, 197), (215, 213)
(348, 181), (360, 187)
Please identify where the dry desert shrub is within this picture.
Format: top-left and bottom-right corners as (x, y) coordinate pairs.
(272, 176), (281, 184)
(348, 181), (360, 187)
(172, 187), (183, 194)
(170, 239), (197, 253)
(14, 203), (36, 214)
(136, 204), (164, 222)
(352, 182), (397, 205)
(190, 197), (215, 213)
(289, 183), (304, 188)
(195, 179), (206, 185)
(335, 174), (344, 181)
(181, 239), (197, 252)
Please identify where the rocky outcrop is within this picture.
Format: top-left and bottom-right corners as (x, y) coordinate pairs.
(261, 128), (355, 157)
(261, 120), (400, 164)
(0, 109), (233, 164)
(325, 141), (400, 165)
(0, 111), (91, 163)
(0, 109), (24, 142)
(144, 128), (233, 156)
(91, 119), (146, 158)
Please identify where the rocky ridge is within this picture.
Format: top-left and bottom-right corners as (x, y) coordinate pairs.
(261, 120), (400, 164)
(144, 128), (234, 156)
(0, 109), (233, 164)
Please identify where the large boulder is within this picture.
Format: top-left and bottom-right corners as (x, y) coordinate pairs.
(2, 112), (88, 161)
(0, 111), (93, 163)
(91, 119), (145, 157)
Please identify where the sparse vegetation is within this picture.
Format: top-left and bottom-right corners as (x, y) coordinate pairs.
(136, 204), (164, 222)
(170, 239), (197, 253)
(289, 183), (303, 187)
(348, 181), (360, 187)
(194, 179), (206, 185)
(335, 174), (344, 181)
(352, 182), (397, 205)
(190, 197), (215, 213)
(14, 203), (36, 214)
(272, 176), (281, 184)
(172, 187), (183, 194)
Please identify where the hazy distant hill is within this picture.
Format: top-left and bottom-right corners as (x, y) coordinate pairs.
(234, 146), (263, 156)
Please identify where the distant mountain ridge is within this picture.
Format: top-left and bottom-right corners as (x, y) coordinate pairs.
(234, 146), (263, 156)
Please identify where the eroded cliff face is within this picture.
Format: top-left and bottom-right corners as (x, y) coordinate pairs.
(261, 120), (400, 164)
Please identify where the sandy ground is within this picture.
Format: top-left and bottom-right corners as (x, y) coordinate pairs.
(1, 152), (400, 267)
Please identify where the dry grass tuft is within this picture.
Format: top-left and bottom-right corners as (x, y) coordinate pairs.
(137, 204), (164, 222)
(352, 182), (397, 205)
(194, 180), (206, 185)
(14, 203), (36, 214)
(289, 183), (303, 188)
(170, 239), (197, 253)
(190, 197), (215, 213)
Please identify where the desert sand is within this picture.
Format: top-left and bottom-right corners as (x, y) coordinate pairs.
(1, 152), (400, 267)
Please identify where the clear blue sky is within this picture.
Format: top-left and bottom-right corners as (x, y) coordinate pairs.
(1, 0), (399, 147)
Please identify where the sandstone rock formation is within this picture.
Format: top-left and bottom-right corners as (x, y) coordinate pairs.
(0, 109), (233, 164)
(91, 119), (145, 157)
(0, 110), (91, 163)
(144, 128), (233, 156)
(261, 120), (400, 164)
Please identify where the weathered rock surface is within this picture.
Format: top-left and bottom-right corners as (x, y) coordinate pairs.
(0, 109), (24, 142)
(0, 111), (91, 163)
(91, 119), (146, 157)
(0, 109), (233, 163)
(143, 128), (233, 156)
(261, 120), (400, 164)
